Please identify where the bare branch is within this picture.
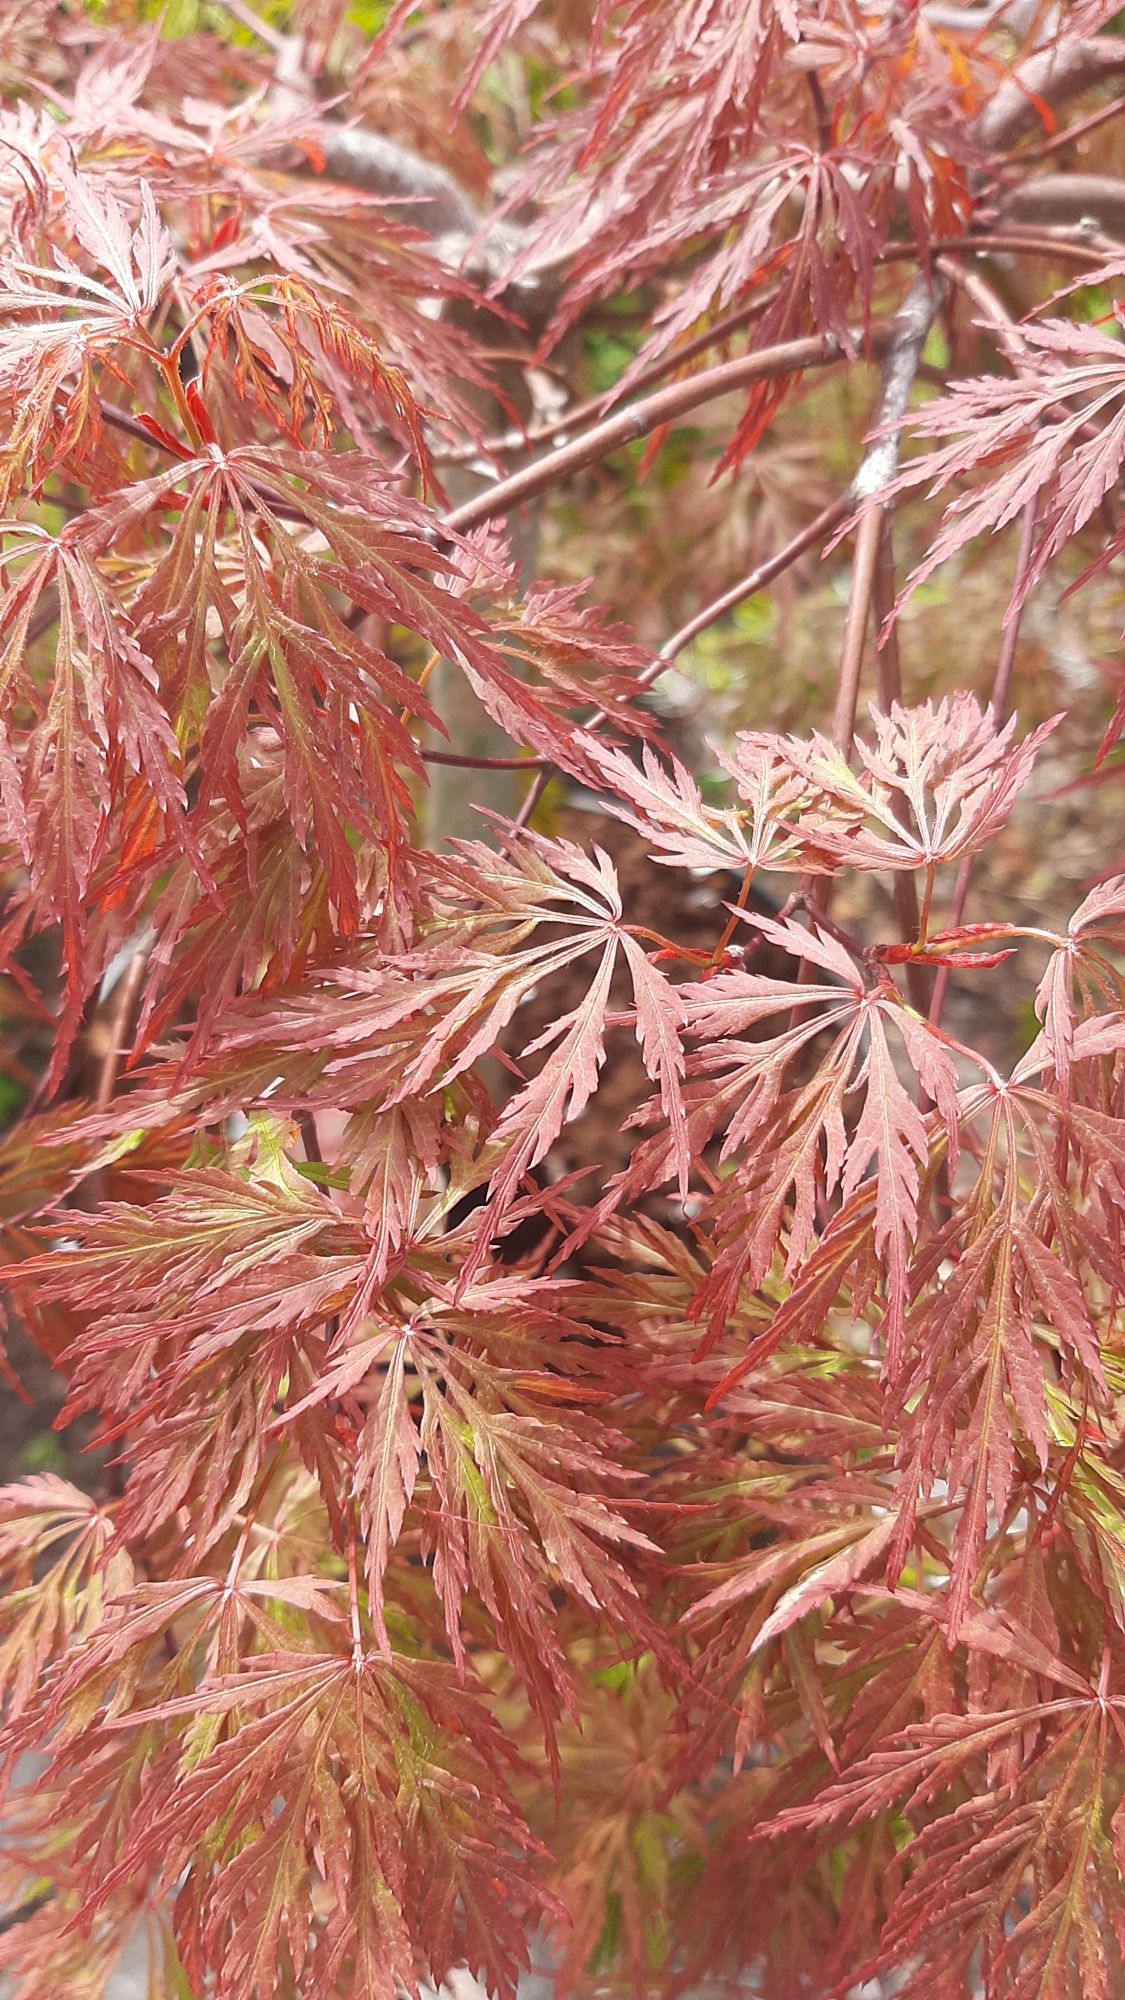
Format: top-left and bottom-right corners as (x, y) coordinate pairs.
(212, 0), (287, 52)
(653, 496), (850, 665)
(832, 506), (885, 752)
(308, 126), (486, 243)
(872, 518), (930, 1013)
(421, 747), (549, 770)
(1018, 91), (1125, 162)
(999, 171), (1125, 236)
(94, 948), (149, 1110)
(502, 496), (855, 840)
(976, 37), (1125, 153)
(929, 495), (1040, 1029)
(445, 329), (892, 535)
(850, 275), (944, 506)
(440, 284), (786, 464)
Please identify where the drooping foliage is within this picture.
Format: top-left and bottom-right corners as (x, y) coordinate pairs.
(0, 4), (1124, 1998)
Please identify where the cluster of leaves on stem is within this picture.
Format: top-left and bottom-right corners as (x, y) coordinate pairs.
(0, 4), (1124, 1999)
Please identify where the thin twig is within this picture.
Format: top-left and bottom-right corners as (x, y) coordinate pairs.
(653, 495), (850, 667)
(872, 516), (930, 1016)
(1016, 94), (1125, 164)
(0, 1889), (56, 1937)
(920, 227), (1122, 264)
(98, 398), (161, 450)
(830, 273), (944, 748)
(26, 591), (60, 652)
(297, 1109), (323, 1165)
(929, 494), (1040, 1032)
(988, 511), (1040, 725)
(432, 223), (1109, 471)
(936, 252), (1027, 367)
(438, 285), (786, 464)
(831, 505), (884, 753)
(97, 399), (312, 525)
(807, 275), (942, 930)
(423, 747), (550, 770)
(872, 515), (904, 710)
(505, 497), (852, 837)
(838, 271), (946, 727)
(95, 949), (149, 1110)
(212, 0), (288, 52)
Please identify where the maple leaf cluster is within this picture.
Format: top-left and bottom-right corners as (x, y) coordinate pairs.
(0, 5), (1124, 2000)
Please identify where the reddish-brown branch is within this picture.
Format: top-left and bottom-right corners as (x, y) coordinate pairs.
(936, 254), (1022, 358)
(977, 37), (1125, 153)
(988, 511), (1040, 725)
(920, 227), (1122, 264)
(780, 892), (868, 965)
(1000, 172), (1125, 237)
(442, 286), (787, 464)
(1016, 94), (1125, 164)
(872, 516), (904, 711)
(98, 399), (160, 450)
(825, 274), (940, 756)
(929, 495), (1040, 1031)
(831, 503), (884, 753)
(422, 747), (550, 770)
(443, 329), (891, 536)
(94, 949), (149, 1111)
(506, 496), (853, 837)
(433, 228), (1112, 474)
(653, 495), (850, 668)
(872, 517), (930, 1016)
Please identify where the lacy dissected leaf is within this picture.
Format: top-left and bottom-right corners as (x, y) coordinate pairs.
(677, 910), (962, 1373)
(11, 1108), (661, 1724)
(0, 525), (187, 1067)
(889, 1088), (1111, 1637)
(207, 828), (692, 1231)
(80, 446), (446, 927)
(666, 1384), (925, 1773)
(485, 580), (657, 728)
(0, 1476), (129, 1741)
(12, 427), (632, 1000)
(1030, 875), (1125, 1099)
(277, 1270), (660, 1730)
(518, 1663), (705, 2000)
(225, 450), (639, 783)
(179, 179), (499, 449)
(3, 10), (1125, 2000)
(10, 1122), (360, 1552)
(765, 695), (1059, 874)
(190, 272), (434, 468)
(894, 310), (1125, 607)
(765, 1694), (1125, 2000)
(489, 0), (981, 461)
(588, 734), (823, 876)
(128, 786), (343, 1059)
(78, 1645), (548, 2000)
(0, 164), (173, 498)
(687, 1502), (900, 1657)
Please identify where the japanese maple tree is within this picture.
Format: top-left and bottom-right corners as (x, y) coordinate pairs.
(1, 2), (1125, 1997)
